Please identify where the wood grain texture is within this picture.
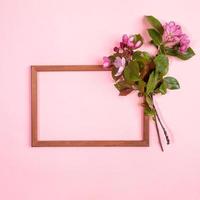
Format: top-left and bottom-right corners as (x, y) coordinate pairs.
(31, 66), (38, 146)
(31, 65), (149, 147)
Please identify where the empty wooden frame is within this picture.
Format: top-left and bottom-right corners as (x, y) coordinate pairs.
(31, 65), (149, 147)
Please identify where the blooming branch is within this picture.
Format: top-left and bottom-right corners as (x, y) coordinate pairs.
(102, 15), (195, 151)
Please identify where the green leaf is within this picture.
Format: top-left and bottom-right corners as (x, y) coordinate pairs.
(124, 60), (140, 84)
(133, 34), (144, 45)
(164, 77), (180, 90)
(114, 80), (132, 91)
(165, 47), (195, 60)
(145, 16), (164, 34)
(144, 107), (156, 116)
(133, 51), (152, 65)
(164, 47), (176, 56)
(159, 81), (167, 94)
(140, 64), (151, 80)
(137, 80), (146, 93)
(108, 55), (116, 62)
(132, 51), (142, 60)
(147, 29), (162, 46)
(146, 71), (158, 95)
(114, 81), (134, 96)
(132, 51), (152, 75)
(175, 47), (195, 60)
(159, 44), (166, 54)
(145, 95), (153, 108)
(142, 52), (152, 62)
(154, 54), (169, 75)
(150, 40), (158, 48)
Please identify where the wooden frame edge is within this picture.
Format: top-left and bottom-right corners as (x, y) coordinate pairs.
(31, 66), (38, 146)
(31, 65), (149, 147)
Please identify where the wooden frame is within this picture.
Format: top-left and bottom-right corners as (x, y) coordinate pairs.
(31, 65), (149, 147)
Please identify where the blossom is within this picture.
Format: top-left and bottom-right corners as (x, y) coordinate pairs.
(127, 35), (135, 47)
(121, 34), (142, 49)
(163, 21), (190, 53)
(134, 40), (142, 48)
(179, 34), (190, 53)
(103, 56), (111, 68)
(122, 34), (129, 44)
(113, 46), (119, 52)
(122, 34), (135, 47)
(114, 57), (126, 76)
(163, 21), (182, 43)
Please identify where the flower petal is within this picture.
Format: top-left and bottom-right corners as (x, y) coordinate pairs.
(122, 34), (129, 44)
(114, 66), (125, 76)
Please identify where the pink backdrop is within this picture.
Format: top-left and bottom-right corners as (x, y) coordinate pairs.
(0, 0), (200, 199)
(37, 71), (143, 140)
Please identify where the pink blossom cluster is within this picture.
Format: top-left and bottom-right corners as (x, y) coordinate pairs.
(163, 21), (190, 53)
(103, 56), (126, 76)
(103, 34), (142, 76)
(120, 34), (142, 49)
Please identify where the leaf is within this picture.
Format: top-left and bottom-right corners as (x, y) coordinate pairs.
(145, 95), (153, 108)
(154, 54), (169, 75)
(108, 55), (116, 62)
(114, 80), (132, 91)
(145, 16), (164, 34)
(164, 77), (180, 90)
(133, 34), (144, 45)
(159, 44), (166, 54)
(142, 52), (152, 63)
(150, 40), (158, 48)
(132, 51), (142, 60)
(114, 81), (134, 96)
(165, 47), (195, 60)
(164, 47), (175, 56)
(132, 51), (142, 58)
(175, 47), (195, 60)
(146, 71), (158, 95)
(124, 60), (140, 84)
(144, 107), (156, 116)
(147, 29), (162, 46)
(140, 64), (151, 80)
(132, 51), (152, 65)
(159, 81), (167, 94)
(119, 88), (134, 96)
(137, 80), (146, 93)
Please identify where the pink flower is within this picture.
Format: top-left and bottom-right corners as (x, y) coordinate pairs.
(179, 34), (190, 53)
(114, 57), (126, 76)
(122, 34), (129, 44)
(121, 34), (142, 49)
(103, 56), (111, 68)
(127, 35), (135, 47)
(163, 21), (182, 43)
(122, 34), (135, 47)
(113, 46), (119, 52)
(163, 21), (190, 53)
(134, 40), (142, 48)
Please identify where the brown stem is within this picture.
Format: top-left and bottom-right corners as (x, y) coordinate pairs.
(152, 97), (170, 145)
(155, 109), (170, 144)
(154, 116), (164, 152)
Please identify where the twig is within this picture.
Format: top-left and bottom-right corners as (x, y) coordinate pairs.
(154, 116), (164, 152)
(152, 97), (170, 145)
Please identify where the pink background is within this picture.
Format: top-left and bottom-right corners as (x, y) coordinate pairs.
(0, 0), (200, 199)
(37, 71), (143, 140)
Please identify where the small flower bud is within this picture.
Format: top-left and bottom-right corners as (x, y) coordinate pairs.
(113, 47), (119, 52)
(120, 42), (125, 48)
